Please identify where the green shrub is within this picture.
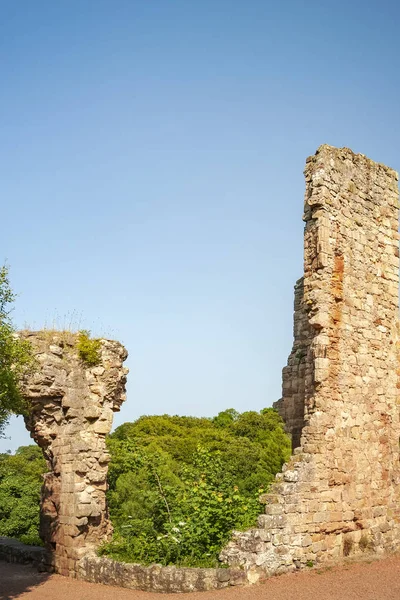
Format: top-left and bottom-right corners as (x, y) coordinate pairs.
(0, 408), (291, 564)
(102, 409), (291, 566)
(0, 445), (45, 546)
(77, 330), (102, 366)
(0, 265), (36, 436)
(100, 445), (262, 566)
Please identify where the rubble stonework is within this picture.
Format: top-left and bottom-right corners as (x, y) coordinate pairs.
(22, 331), (128, 577)
(12, 145), (400, 591)
(273, 277), (312, 450)
(221, 145), (400, 581)
(0, 537), (248, 592)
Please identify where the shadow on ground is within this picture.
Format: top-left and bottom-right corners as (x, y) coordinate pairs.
(0, 562), (49, 600)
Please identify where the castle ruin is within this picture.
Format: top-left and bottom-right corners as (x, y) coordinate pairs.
(221, 144), (400, 581)
(18, 144), (400, 588)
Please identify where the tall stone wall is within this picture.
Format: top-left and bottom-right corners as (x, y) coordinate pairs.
(273, 277), (312, 449)
(22, 331), (128, 577)
(221, 145), (400, 581)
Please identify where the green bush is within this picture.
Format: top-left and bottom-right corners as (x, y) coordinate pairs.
(101, 445), (262, 566)
(0, 266), (35, 436)
(0, 445), (46, 546)
(77, 330), (102, 366)
(0, 408), (291, 564)
(102, 408), (291, 566)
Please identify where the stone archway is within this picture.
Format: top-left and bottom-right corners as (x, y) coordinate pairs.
(21, 331), (128, 577)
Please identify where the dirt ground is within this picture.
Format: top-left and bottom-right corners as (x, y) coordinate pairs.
(1, 557), (400, 600)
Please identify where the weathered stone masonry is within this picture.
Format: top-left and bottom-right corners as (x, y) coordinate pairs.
(274, 277), (311, 450)
(22, 331), (128, 577)
(221, 145), (400, 581)
(11, 144), (400, 592)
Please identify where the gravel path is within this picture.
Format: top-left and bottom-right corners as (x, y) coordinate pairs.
(1, 557), (400, 600)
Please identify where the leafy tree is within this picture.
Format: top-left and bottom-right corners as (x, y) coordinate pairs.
(102, 408), (291, 566)
(0, 445), (45, 545)
(0, 407), (291, 561)
(212, 408), (239, 428)
(110, 408), (290, 493)
(0, 266), (35, 437)
(101, 445), (262, 567)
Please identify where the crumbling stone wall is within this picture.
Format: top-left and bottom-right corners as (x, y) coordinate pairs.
(273, 277), (312, 449)
(22, 331), (128, 577)
(221, 145), (400, 582)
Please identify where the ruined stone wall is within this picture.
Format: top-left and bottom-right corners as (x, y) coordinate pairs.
(221, 145), (400, 582)
(274, 277), (312, 449)
(22, 331), (128, 577)
(0, 536), (248, 592)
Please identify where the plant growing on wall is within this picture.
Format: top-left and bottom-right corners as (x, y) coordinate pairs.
(77, 330), (102, 366)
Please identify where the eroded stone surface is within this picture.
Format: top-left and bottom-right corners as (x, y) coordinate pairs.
(21, 331), (128, 577)
(78, 554), (247, 592)
(274, 277), (311, 449)
(0, 537), (247, 592)
(221, 145), (400, 582)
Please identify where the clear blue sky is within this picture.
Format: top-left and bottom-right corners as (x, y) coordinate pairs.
(1, 0), (399, 451)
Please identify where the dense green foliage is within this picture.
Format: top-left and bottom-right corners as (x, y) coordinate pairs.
(101, 408), (291, 566)
(0, 266), (35, 436)
(0, 409), (290, 563)
(0, 269), (291, 563)
(77, 330), (102, 366)
(0, 445), (45, 545)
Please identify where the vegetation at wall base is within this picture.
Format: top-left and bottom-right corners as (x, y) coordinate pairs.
(100, 408), (291, 567)
(0, 406), (290, 563)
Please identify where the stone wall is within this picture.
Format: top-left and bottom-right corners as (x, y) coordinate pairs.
(13, 144), (400, 591)
(0, 536), (47, 568)
(221, 145), (400, 581)
(0, 537), (247, 592)
(273, 277), (311, 449)
(78, 554), (246, 593)
(22, 331), (128, 577)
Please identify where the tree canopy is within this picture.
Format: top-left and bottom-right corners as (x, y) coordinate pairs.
(102, 408), (291, 566)
(0, 408), (290, 565)
(0, 267), (291, 566)
(0, 445), (45, 545)
(0, 266), (34, 437)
